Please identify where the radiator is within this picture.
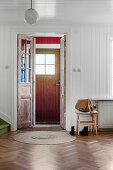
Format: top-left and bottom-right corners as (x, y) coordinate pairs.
(92, 100), (113, 129)
(97, 101), (113, 128)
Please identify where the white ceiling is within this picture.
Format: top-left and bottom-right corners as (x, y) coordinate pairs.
(1, 0), (113, 24)
(0, 0), (113, 8)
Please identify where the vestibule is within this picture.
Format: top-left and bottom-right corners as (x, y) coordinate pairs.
(0, 24), (113, 132)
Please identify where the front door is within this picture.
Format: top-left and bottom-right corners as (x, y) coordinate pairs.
(17, 34), (35, 129)
(35, 49), (60, 124)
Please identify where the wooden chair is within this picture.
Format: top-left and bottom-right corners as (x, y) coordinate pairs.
(76, 99), (98, 135)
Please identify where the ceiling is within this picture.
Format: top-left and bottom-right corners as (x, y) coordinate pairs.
(0, 0), (113, 8)
(1, 0), (113, 24)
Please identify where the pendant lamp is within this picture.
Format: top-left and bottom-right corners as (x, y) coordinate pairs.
(24, 0), (39, 25)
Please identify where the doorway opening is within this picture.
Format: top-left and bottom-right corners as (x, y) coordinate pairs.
(35, 49), (60, 124)
(17, 33), (66, 129)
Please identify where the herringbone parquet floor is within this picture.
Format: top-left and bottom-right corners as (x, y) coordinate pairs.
(0, 129), (113, 170)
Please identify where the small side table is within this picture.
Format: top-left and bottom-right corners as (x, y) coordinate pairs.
(76, 113), (98, 135)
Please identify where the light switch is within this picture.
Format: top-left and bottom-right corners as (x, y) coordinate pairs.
(5, 65), (9, 69)
(73, 68), (76, 72)
(77, 68), (81, 72)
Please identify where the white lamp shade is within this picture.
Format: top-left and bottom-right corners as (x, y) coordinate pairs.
(24, 8), (39, 25)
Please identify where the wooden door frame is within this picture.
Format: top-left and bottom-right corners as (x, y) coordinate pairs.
(33, 38), (66, 127)
(12, 31), (71, 131)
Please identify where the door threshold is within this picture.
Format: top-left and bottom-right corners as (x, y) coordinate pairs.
(36, 122), (60, 125)
(34, 124), (61, 128)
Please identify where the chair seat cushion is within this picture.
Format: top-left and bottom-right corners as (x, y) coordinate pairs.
(75, 109), (90, 114)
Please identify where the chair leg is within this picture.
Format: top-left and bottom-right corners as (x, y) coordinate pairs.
(78, 123), (80, 135)
(76, 116), (78, 135)
(91, 125), (93, 133)
(94, 115), (97, 135)
(78, 115), (80, 135)
(95, 125), (97, 135)
(92, 125), (94, 132)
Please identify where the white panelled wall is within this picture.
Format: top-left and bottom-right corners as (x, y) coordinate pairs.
(71, 25), (108, 128)
(0, 26), (12, 124)
(0, 26), (16, 130)
(0, 24), (113, 131)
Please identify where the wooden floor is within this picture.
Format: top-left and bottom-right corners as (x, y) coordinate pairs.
(0, 130), (113, 170)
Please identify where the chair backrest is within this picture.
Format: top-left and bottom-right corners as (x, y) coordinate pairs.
(75, 99), (93, 113)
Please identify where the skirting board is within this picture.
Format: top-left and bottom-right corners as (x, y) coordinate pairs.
(98, 128), (113, 132)
(0, 111), (11, 124)
(75, 128), (113, 134)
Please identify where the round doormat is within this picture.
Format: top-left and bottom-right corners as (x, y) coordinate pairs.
(13, 131), (75, 145)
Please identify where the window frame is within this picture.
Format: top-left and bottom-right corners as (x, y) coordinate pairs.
(35, 53), (56, 76)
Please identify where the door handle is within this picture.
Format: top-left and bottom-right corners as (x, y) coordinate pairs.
(56, 84), (60, 86)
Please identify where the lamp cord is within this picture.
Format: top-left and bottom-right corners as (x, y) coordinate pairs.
(31, 0), (32, 9)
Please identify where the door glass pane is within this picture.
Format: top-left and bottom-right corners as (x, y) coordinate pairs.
(29, 53), (31, 68)
(21, 39), (25, 53)
(21, 53), (25, 69)
(46, 54), (55, 64)
(26, 53), (31, 69)
(29, 69), (31, 82)
(46, 65), (55, 75)
(36, 65), (45, 75)
(36, 54), (45, 64)
(21, 68), (25, 82)
(26, 41), (31, 54)
(26, 68), (31, 83)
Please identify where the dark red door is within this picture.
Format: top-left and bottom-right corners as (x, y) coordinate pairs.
(35, 49), (60, 124)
